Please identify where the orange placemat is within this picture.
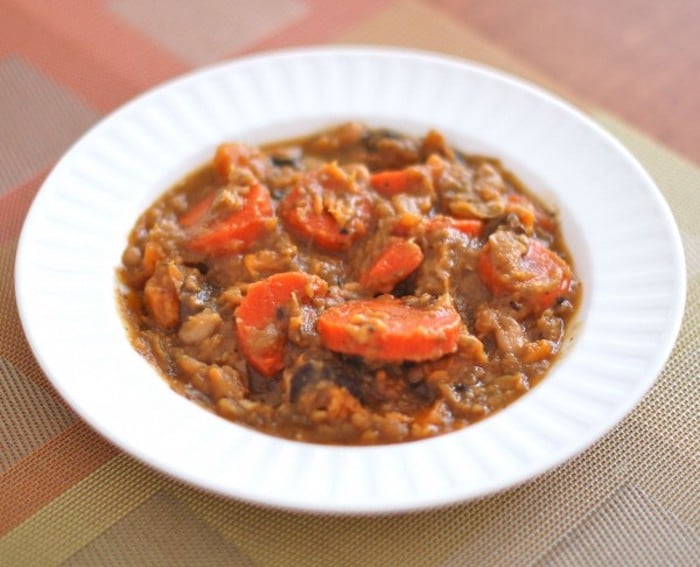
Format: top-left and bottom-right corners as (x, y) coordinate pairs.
(1, 1), (698, 564)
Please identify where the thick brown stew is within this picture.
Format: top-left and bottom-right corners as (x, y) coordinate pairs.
(118, 123), (581, 445)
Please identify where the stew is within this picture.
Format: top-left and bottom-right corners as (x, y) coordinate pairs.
(117, 123), (581, 445)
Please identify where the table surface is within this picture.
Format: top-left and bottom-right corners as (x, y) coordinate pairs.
(1, 1), (698, 565)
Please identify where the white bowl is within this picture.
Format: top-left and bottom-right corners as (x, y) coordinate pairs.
(15, 47), (685, 514)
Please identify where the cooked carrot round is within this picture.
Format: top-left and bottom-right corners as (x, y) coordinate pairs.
(186, 183), (275, 255)
(360, 238), (424, 293)
(318, 297), (461, 362)
(279, 163), (372, 251)
(478, 232), (572, 311)
(370, 170), (410, 196)
(235, 272), (328, 377)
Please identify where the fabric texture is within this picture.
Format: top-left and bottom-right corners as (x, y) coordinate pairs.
(1, 0), (697, 564)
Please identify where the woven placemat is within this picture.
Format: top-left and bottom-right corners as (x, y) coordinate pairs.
(1, 1), (697, 564)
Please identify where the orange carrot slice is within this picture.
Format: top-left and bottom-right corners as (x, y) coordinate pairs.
(235, 272), (328, 376)
(370, 167), (431, 197)
(370, 170), (411, 196)
(279, 164), (372, 251)
(360, 238), (424, 293)
(478, 234), (572, 311)
(187, 183), (275, 255)
(318, 297), (461, 362)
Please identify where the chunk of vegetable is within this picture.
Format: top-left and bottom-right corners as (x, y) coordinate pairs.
(369, 166), (432, 197)
(186, 183), (275, 255)
(430, 156), (506, 219)
(214, 142), (266, 181)
(423, 215), (484, 237)
(360, 238), (424, 293)
(235, 272), (328, 376)
(370, 170), (407, 195)
(505, 193), (556, 233)
(318, 297), (461, 362)
(478, 231), (572, 311)
(178, 192), (215, 228)
(279, 163), (373, 251)
(143, 262), (183, 330)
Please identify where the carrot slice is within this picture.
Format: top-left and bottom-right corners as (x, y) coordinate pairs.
(235, 272), (328, 376)
(187, 183), (275, 255)
(279, 163), (373, 251)
(478, 233), (572, 311)
(370, 167), (431, 197)
(178, 192), (216, 228)
(360, 238), (424, 293)
(423, 215), (484, 237)
(318, 297), (461, 362)
(370, 170), (411, 196)
(519, 241), (572, 310)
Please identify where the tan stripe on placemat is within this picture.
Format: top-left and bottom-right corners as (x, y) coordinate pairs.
(0, 455), (163, 565)
(0, 358), (76, 473)
(0, 421), (118, 536)
(63, 489), (256, 566)
(536, 483), (700, 565)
